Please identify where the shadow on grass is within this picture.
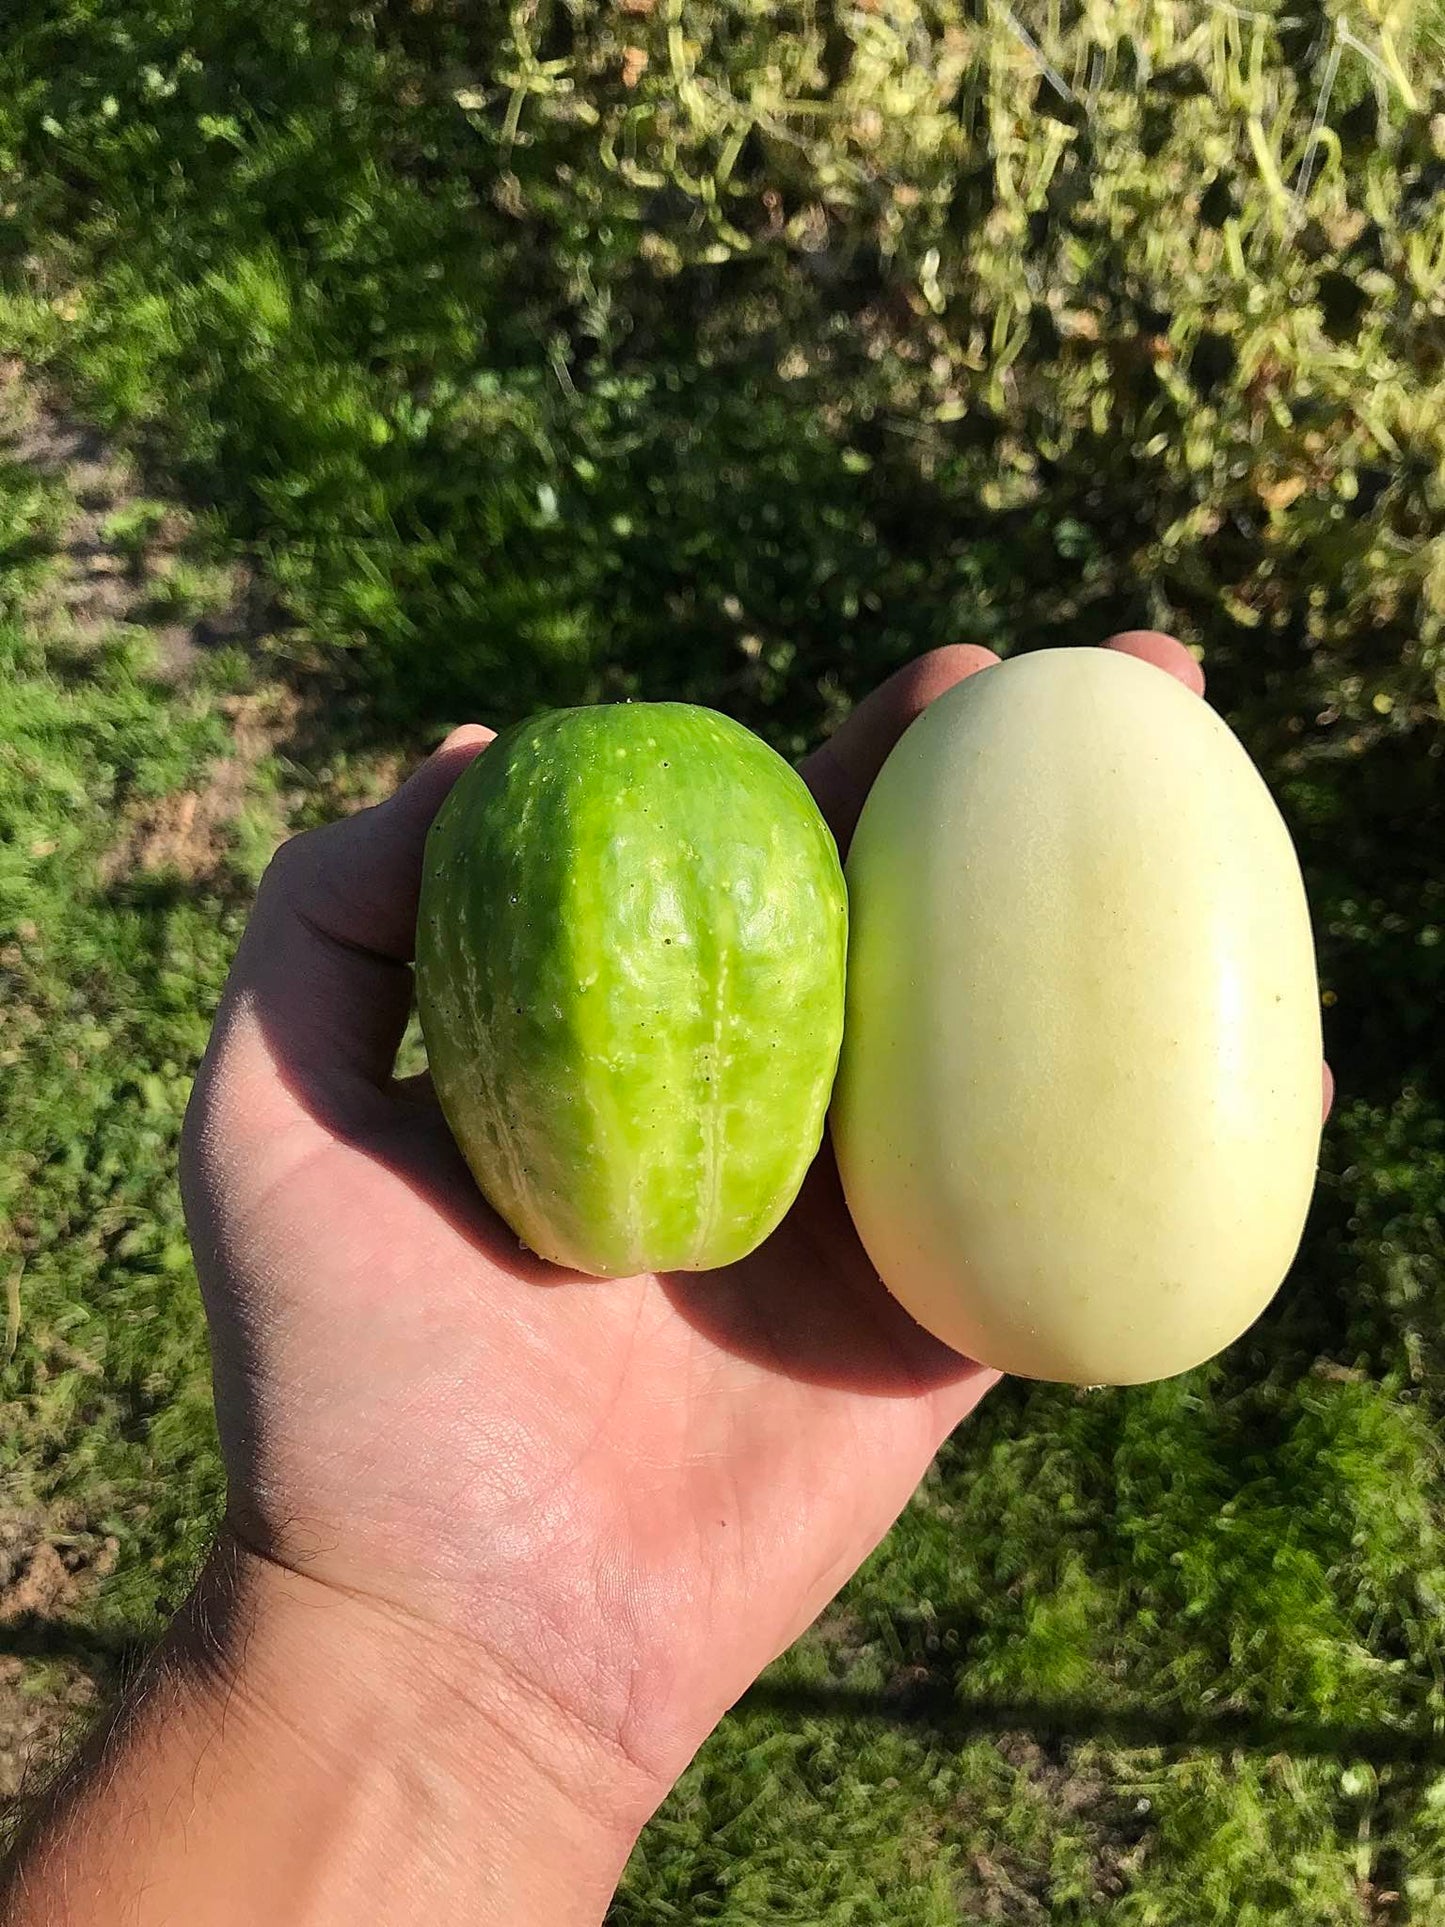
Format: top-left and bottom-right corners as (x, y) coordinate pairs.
(743, 1676), (1445, 1767)
(0, 1619), (150, 1684)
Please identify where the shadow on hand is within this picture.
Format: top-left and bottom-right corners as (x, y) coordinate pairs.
(261, 1018), (985, 1399)
(657, 1149), (985, 1400)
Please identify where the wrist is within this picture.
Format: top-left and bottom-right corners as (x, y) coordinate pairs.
(6, 1530), (660, 1927)
(175, 1528), (657, 1923)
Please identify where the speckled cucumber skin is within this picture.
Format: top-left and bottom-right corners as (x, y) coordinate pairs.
(415, 703), (848, 1276)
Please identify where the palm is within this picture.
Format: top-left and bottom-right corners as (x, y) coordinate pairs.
(215, 1065), (985, 1782)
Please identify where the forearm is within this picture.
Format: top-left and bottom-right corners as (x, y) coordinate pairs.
(0, 1535), (650, 1927)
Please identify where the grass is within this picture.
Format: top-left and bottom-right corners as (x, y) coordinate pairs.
(0, 0), (1444, 1915)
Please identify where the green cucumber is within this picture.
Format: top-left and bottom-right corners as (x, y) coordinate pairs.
(416, 703), (847, 1276)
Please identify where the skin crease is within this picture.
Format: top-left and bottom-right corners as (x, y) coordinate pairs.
(9, 632), (1330, 1922)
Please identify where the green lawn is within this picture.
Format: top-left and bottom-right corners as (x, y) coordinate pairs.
(2, 0), (1444, 1916)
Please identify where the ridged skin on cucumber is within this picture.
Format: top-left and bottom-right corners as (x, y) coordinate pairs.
(417, 703), (848, 1276)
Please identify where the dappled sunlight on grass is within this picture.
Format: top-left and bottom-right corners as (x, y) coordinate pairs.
(1, 0), (1444, 1913)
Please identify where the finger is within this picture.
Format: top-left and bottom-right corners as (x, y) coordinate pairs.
(1102, 629), (1206, 697)
(1323, 1060), (1334, 1122)
(803, 645), (999, 853)
(274, 724), (495, 961)
(213, 725), (494, 1098)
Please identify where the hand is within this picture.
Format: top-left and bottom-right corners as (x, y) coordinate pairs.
(178, 642), (1008, 1834)
(177, 631), (1237, 1817)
